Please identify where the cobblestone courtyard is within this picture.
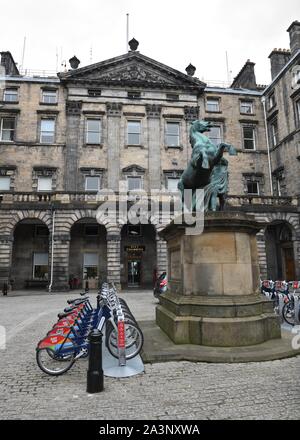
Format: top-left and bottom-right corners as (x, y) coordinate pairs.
(0, 291), (299, 420)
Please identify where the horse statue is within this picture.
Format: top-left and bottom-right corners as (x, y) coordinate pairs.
(178, 120), (237, 212)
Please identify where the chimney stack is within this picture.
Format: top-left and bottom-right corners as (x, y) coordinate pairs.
(268, 49), (291, 80)
(287, 21), (300, 56)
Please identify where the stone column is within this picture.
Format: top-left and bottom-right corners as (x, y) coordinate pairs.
(65, 101), (82, 191)
(106, 103), (122, 191)
(0, 235), (13, 290)
(50, 233), (70, 291)
(146, 104), (162, 190)
(156, 235), (168, 275)
(256, 231), (268, 280)
(107, 233), (121, 288)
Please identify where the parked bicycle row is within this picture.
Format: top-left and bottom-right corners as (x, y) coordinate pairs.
(260, 280), (300, 326)
(36, 283), (144, 376)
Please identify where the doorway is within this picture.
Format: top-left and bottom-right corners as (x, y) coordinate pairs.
(128, 260), (141, 287)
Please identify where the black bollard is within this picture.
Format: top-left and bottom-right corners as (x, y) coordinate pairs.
(87, 329), (104, 393)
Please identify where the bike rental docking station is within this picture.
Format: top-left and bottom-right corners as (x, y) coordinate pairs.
(86, 283), (145, 394)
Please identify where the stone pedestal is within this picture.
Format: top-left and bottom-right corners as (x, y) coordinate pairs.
(156, 212), (281, 347)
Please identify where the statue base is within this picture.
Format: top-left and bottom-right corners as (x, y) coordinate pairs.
(156, 212), (281, 347)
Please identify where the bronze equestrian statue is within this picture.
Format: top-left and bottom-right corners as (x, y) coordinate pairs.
(178, 120), (237, 212)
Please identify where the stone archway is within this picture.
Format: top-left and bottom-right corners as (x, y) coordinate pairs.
(11, 218), (50, 290)
(69, 217), (107, 290)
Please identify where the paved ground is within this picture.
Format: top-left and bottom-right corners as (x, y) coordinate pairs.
(0, 290), (299, 420)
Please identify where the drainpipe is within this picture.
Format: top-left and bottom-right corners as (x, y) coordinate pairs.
(261, 96), (274, 196)
(48, 208), (55, 293)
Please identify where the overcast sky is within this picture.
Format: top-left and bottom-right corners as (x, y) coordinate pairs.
(1, 0), (300, 85)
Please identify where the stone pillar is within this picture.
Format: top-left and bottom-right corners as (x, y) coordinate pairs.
(50, 233), (70, 291)
(65, 101), (83, 191)
(107, 233), (121, 288)
(0, 235), (13, 289)
(106, 103), (122, 191)
(256, 231), (268, 280)
(146, 104), (162, 190)
(156, 235), (168, 275)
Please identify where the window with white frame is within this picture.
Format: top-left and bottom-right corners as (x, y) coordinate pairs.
(295, 100), (300, 126)
(127, 120), (141, 145)
(42, 89), (57, 104)
(127, 176), (142, 190)
(86, 119), (101, 144)
(166, 122), (180, 147)
(246, 181), (260, 195)
(206, 98), (220, 112)
(240, 101), (253, 114)
(269, 118), (279, 146)
(0, 176), (10, 190)
(0, 117), (15, 141)
(33, 252), (48, 279)
(37, 177), (52, 192)
(207, 125), (222, 146)
(3, 88), (18, 102)
(243, 126), (256, 150)
(167, 177), (180, 191)
(85, 176), (100, 191)
(40, 119), (55, 143)
(268, 93), (276, 110)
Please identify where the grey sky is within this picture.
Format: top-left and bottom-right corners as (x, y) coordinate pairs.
(1, 0), (300, 85)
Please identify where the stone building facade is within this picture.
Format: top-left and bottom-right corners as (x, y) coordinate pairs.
(0, 23), (299, 291)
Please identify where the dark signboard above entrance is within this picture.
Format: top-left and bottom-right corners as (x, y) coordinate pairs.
(125, 245), (145, 252)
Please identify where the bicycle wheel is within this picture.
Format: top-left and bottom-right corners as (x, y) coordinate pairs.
(36, 344), (76, 376)
(282, 301), (295, 326)
(106, 320), (144, 360)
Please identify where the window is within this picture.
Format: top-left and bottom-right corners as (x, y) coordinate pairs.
(208, 125), (222, 146)
(167, 177), (180, 191)
(85, 225), (99, 236)
(243, 126), (256, 150)
(42, 89), (57, 104)
(127, 176), (142, 190)
(166, 122), (180, 147)
(206, 98), (220, 112)
(272, 167), (285, 196)
(33, 252), (48, 280)
(35, 225), (49, 237)
(37, 177), (52, 192)
(40, 119), (55, 143)
(127, 91), (141, 99)
(3, 88), (18, 102)
(127, 121), (141, 145)
(83, 253), (98, 280)
(85, 176), (100, 191)
(270, 119), (279, 146)
(0, 117), (15, 141)
(88, 89), (101, 97)
(295, 100), (300, 126)
(246, 181), (259, 195)
(268, 93), (276, 110)
(0, 176), (10, 190)
(86, 119), (101, 144)
(240, 101), (253, 114)
(274, 177), (282, 196)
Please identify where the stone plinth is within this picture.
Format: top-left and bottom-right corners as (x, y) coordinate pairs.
(156, 212), (281, 347)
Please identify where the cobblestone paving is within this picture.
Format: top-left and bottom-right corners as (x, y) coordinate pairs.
(0, 292), (299, 420)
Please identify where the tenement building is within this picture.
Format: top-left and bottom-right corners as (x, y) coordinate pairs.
(0, 23), (299, 291)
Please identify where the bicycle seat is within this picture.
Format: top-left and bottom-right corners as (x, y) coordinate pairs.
(67, 297), (88, 304)
(58, 310), (76, 319)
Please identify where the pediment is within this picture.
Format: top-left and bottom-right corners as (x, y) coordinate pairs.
(59, 52), (206, 91)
